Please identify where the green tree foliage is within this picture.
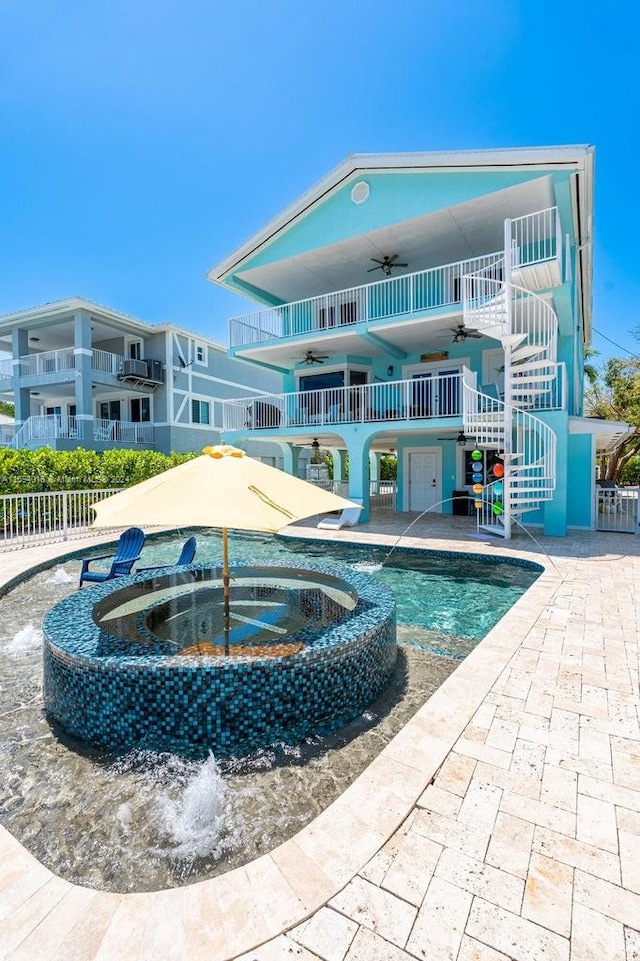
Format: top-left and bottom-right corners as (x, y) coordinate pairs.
(0, 401), (15, 417)
(584, 356), (640, 483)
(380, 454), (397, 481)
(0, 447), (198, 494)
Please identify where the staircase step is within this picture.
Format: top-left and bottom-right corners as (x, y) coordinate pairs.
(512, 360), (557, 373)
(478, 523), (507, 538)
(475, 323), (508, 338)
(511, 344), (546, 363)
(510, 372), (556, 383)
(499, 333), (527, 348)
(510, 388), (551, 397)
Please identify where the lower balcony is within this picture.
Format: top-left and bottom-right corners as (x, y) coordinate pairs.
(223, 374), (464, 432)
(9, 415), (154, 449)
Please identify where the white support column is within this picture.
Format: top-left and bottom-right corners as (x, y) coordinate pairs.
(73, 311), (94, 440)
(502, 218), (514, 540)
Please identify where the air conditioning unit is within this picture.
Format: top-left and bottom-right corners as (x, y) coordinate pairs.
(122, 359), (148, 378)
(145, 359), (164, 382)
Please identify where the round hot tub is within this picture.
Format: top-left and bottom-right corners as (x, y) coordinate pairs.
(43, 561), (396, 758)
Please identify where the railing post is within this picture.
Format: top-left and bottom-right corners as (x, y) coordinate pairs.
(62, 491), (69, 541)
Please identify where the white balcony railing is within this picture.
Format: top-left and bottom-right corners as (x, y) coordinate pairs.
(11, 414), (81, 446)
(20, 348), (76, 377)
(223, 373), (465, 431)
(223, 365), (567, 435)
(3, 348), (126, 380)
(509, 207), (560, 272)
(229, 252), (504, 348)
(93, 419), (153, 444)
(229, 207), (563, 350)
(8, 415), (153, 448)
(92, 349), (125, 376)
(0, 424), (16, 446)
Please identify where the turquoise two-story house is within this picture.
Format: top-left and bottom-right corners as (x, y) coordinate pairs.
(209, 146), (629, 537)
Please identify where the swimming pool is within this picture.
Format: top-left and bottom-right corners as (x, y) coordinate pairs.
(172, 531), (541, 654)
(0, 532), (540, 891)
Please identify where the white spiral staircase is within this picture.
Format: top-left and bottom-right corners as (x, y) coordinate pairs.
(461, 224), (561, 538)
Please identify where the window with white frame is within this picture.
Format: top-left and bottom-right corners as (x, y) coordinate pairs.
(194, 342), (207, 365)
(191, 399), (210, 425)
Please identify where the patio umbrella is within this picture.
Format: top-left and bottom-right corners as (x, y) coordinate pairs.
(90, 444), (358, 652)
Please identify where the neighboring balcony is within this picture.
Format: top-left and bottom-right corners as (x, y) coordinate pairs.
(0, 349), (163, 386)
(228, 206), (562, 350)
(0, 424), (16, 447)
(223, 374), (465, 432)
(8, 415), (154, 449)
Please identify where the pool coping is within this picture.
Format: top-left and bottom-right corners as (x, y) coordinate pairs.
(0, 524), (627, 960)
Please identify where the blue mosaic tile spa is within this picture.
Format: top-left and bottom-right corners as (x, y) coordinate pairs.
(43, 560), (397, 758)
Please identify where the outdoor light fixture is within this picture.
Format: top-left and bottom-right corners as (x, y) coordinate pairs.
(311, 438), (321, 463)
(29, 336), (40, 342)
(456, 430), (467, 446)
(387, 365), (394, 377)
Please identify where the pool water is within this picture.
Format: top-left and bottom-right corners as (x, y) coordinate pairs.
(190, 531), (540, 653)
(92, 565), (358, 654)
(0, 533), (539, 892)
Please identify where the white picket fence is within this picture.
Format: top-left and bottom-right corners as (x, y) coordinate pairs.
(595, 487), (639, 533)
(0, 488), (122, 549)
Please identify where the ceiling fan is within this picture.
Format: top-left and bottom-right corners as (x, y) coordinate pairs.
(367, 254), (408, 276)
(302, 350), (329, 365)
(447, 324), (482, 343)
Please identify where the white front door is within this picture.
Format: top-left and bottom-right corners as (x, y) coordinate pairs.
(409, 452), (438, 511)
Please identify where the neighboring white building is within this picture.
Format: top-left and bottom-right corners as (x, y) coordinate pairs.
(0, 298), (286, 464)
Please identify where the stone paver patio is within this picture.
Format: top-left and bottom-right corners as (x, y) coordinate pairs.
(0, 513), (639, 960)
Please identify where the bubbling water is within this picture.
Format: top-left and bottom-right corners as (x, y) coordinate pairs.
(103, 751), (245, 868)
(47, 567), (74, 585)
(5, 624), (42, 657)
(156, 755), (238, 860)
(350, 561), (384, 574)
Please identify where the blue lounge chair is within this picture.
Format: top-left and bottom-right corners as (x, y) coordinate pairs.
(79, 527), (146, 587)
(137, 535), (197, 573)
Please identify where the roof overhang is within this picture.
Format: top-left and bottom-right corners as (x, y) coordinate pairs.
(569, 416), (634, 453)
(208, 145), (595, 287)
(0, 297), (228, 353)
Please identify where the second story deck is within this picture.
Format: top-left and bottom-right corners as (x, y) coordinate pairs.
(228, 208), (562, 355)
(0, 348), (164, 389)
(222, 366), (567, 435)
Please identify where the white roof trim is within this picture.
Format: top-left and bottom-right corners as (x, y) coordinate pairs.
(208, 145), (595, 283)
(0, 297), (228, 352)
(569, 416), (632, 435)
(569, 416), (634, 453)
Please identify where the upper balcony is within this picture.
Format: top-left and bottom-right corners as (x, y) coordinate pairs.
(227, 207), (562, 365)
(0, 349), (164, 389)
(229, 251), (502, 351)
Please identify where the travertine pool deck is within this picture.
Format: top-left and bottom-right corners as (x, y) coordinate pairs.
(0, 514), (639, 960)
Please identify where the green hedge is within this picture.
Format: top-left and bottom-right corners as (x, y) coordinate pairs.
(0, 447), (199, 494)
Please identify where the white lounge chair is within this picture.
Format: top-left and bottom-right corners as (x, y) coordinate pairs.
(317, 499), (362, 530)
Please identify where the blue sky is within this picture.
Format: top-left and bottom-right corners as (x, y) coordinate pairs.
(0, 0), (638, 362)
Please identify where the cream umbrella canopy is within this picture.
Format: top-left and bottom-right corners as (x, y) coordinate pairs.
(90, 444), (359, 649)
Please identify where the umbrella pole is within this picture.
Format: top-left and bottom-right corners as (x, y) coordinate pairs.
(222, 527), (230, 656)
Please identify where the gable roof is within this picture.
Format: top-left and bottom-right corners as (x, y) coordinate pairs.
(207, 145), (594, 284)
